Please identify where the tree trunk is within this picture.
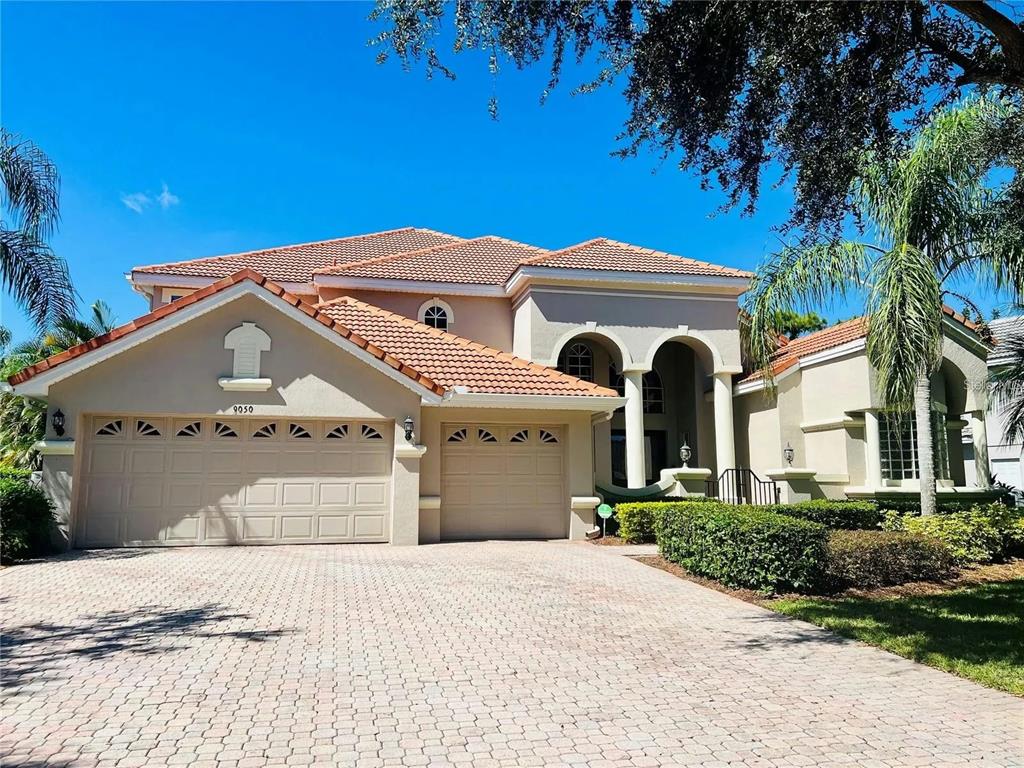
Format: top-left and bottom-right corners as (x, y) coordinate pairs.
(915, 371), (937, 517)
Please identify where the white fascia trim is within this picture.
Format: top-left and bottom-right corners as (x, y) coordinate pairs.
(312, 275), (506, 297)
(941, 315), (991, 357)
(516, 285), (741, 304)
(733, 363), (800, 395)
(13, 282), (444, 404)
(506, 266), (750, 296)
(435, 391), (626, 411)
(130, 272), (315, 297)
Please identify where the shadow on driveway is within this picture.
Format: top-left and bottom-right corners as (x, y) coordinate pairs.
(2, 602), (291, 694)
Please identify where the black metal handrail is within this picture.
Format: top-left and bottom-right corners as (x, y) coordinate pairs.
(705, 468), (780, 506)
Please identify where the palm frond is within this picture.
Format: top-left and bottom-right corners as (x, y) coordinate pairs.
(865, 244), (942, 411)
(0, 129), (60, 239)
(743, 240), (873, 378)
(992, 330), (1024, 445)
(0, 228), (77, 328)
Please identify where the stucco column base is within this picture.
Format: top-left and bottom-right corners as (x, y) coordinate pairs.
(661, 467), (712, 497)
(392, 445), (427, 546)
(765, 468), (817, 504)
(570, 496), (601, 539)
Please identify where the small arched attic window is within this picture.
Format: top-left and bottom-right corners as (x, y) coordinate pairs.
(218, 322), (273, 391)
(418, 298), (454, 331)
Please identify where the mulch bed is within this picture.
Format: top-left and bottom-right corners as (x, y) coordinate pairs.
(634, 554), (1024, 606)
(588, 535), (630, 546)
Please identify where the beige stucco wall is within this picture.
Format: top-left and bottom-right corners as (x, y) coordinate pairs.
(317, 288), (514, 352)
(734, 390), (781, 475)
(516, 287), (743, 373)
(418, 407), (596, 544)
(43, 293), (425, 546)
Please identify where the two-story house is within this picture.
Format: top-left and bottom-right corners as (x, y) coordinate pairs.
(8, 227), (996, 548)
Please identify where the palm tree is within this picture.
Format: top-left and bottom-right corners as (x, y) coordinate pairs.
(1, 130), (76, 328)
(746, 96), (1022, 516)
(0, 301), (116, 468)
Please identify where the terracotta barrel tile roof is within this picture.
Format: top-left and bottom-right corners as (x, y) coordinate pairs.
(316, 297), (618, 397)
(522, 238), (753, 278)
(132, 227), (462, 283)
(10, 269), (616, 400)
(739, 306), (986, 383)
(316, 236), (549, 285)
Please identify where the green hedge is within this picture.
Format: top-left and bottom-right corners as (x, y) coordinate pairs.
(615, 502), (680, 543)
(654, 502), (828, 593)
(825, 530), (954, 589)
(881, 503), (1024, 565)
(0, 467), (33, 481)
(767, 499), (881, 530)
(0, 475), (55, 563)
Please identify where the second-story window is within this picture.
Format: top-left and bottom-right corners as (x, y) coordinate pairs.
(423, 304), (449, 330)
(559, 342), (594, 382)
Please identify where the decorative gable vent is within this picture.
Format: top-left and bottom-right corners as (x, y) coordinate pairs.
(219, 322), (272, 391)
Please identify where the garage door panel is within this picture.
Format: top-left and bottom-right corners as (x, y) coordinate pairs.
(78, 416), (391, 546)
(207, 451), (243, 473)
(89, 445), (126, 474)
(353, 514), (386, 538)
(280, 451), (316, 474)
(170, 449), (205, 474)
(318, 515), (350, 537)
(82, 516), (121, 546)
(441, 424), (567, 541)
(282, 482), (315, 507)
(164, 516), (201, 542)
(129, 448), (166, 474)
(206, 516), (239, 541)
(242, 516), (277, 540)
(281, 516), (314, 539)
(354, 481), (387, 507)
(127, 480), (164, 508)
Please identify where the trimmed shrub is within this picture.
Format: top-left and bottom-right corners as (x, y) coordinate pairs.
(615, 502), (690, 543)
(0, 475), (54, 563)
(0, 467), (32, 482)
(654, 502), (828, 593)
(825, 530), (955, 589)
(768, 499), (881, 530)
(880, 503), (1022, 565)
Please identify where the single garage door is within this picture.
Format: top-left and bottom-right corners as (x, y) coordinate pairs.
(441, 424), (567, 540)
(77, 415), (392, 546)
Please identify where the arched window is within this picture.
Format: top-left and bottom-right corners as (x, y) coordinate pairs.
(418, 298), (454, 331)
(643, 370), (664, 414)
(559, 342), (594, 382)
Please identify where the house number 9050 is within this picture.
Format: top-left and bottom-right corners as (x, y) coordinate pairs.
(232, 405), (255, 414)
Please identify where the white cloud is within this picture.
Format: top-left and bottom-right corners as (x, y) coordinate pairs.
(120, 182), (180, 214)
(157, 182), (180, 210)
(120, 192), (151, 214)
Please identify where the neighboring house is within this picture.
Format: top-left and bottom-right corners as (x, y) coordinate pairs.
(7, 227), (996, 548)
(963, 316), (1024, 495)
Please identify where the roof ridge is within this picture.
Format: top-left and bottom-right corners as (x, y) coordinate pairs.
(313, 237), (492, 276)
(600, 237), (752, 272)
(132, 227), (458, 274)
(327, 296), (616, 396)
(519, 237), (607, 266)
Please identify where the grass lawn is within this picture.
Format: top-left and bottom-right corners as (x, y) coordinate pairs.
(771, 578), (1024, 695)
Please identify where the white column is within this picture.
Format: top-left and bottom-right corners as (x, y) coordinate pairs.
(864, 409), (883, 490)
(623, 370), (646, 488)
(713, 372), (735, 474)
(971, 411), (992, 488)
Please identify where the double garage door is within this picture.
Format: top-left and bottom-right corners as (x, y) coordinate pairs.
(77, 414), (392, 546)
(441, 424), (567, 540)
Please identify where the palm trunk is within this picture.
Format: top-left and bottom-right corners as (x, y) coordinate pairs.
(914, 371), (937, 517)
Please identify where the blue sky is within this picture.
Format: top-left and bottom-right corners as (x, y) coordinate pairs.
(0, 1), (1003, 343)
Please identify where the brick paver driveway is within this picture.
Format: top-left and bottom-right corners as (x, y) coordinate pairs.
(2, 542), (1022, 768)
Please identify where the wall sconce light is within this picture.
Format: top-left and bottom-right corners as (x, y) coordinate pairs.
(679, 441), (692, 468)
(783, 442), (795, 466)
(403, 416), (415, 443)
(52, 409), (66, 437)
